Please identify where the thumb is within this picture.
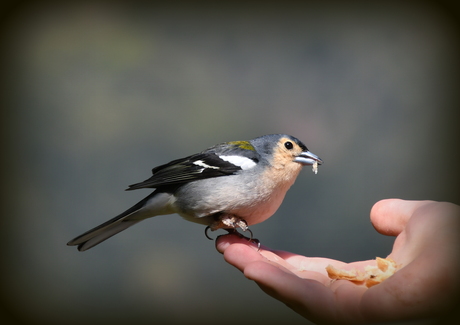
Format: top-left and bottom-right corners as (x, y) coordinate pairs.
(370, 199), (433, 236)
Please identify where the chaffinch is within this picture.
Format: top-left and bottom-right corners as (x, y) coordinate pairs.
(67, 134), (323, 251)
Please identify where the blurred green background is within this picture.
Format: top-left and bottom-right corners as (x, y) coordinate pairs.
(1, 1), (459, 324)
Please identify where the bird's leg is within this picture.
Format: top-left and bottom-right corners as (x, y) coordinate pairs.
(205, 213), (260, 250)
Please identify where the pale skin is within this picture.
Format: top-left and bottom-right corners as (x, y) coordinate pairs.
(216, 199), (460, 324)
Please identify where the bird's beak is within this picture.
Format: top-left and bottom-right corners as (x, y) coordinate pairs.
(294, 150), (323, 166)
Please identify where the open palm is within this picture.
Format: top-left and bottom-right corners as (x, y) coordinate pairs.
(216, 199), (460, 324)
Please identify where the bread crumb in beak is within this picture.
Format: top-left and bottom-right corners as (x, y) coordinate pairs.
(312, 161), (318, 174)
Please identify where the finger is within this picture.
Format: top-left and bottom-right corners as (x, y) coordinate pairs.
(244, 261), (331, 318)
(370, 199), (433, 236)
(215, 233), (266, 254)
(220, 243), (267, 273)
(217, 236), (300, 275)
(244, 261), (367, 323)
(216, 234), (363, 277)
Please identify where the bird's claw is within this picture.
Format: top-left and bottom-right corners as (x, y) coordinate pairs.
(205, 226), (213, 240)
(204, 220), (261, 251)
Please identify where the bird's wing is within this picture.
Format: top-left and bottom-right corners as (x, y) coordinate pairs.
(126, 152), (243, 190)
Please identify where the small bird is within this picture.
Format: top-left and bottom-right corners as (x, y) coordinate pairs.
(67, 134), (322, 251)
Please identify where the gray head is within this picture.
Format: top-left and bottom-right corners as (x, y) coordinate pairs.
(250, 134), (323, 166)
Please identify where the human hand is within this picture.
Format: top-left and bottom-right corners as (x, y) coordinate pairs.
(215, 199), (460, 324)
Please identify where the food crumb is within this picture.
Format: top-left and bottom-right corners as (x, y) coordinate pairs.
(312, 161), (318, 174)
(326, 257), (400, 288)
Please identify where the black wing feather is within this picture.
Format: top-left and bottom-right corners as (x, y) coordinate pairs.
(126, 152), (242, 190)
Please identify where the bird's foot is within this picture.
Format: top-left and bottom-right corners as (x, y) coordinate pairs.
(205, 214), (260, 250)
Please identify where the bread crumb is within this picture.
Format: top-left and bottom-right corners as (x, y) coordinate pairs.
(312, 161), (318, 174)
(326, 257), (400, 288)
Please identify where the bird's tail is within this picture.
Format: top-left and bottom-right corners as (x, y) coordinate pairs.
(67, 192), (162, 251)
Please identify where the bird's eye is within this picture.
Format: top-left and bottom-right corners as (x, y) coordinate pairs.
(284, 141), (293, 150)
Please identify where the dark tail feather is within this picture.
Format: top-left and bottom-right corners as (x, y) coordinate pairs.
(67, 195), (151, 251)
